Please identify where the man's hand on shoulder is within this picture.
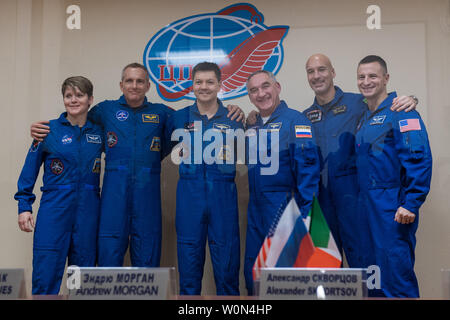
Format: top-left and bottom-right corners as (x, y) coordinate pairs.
(246, 110), (259, 127)
(391, 95), (418, 113)
(30, 121), (50, 142)
(226, 104), (245, 123)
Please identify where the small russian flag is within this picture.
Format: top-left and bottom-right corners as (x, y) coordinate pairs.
(399, 119), (421, 133)
(295, 125), (312, 138)
(252, 198), (315, 281)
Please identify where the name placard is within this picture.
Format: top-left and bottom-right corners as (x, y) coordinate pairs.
(0, 269), (25, 299)
(258, 268), (367, 300)
(67, 267), (175, 300)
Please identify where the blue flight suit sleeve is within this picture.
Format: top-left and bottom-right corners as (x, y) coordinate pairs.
(393, 111), (432, 214)
(87, 103), (103, 126)
(14, 140), (46, 214)
(289, 114), (320, 216)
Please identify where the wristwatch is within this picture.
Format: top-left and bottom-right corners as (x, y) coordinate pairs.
(409, 95), (419, 105)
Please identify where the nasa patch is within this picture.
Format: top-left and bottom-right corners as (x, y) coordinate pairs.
(61, 134), (73, 145)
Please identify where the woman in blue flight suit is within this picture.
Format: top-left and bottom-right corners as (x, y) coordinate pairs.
(14, 76), (104, 294)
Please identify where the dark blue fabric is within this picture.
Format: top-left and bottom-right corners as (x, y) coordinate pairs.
(303, 86), (365, 268)
(168, 100), (243, 295)
(355, 92), (432, 297)
(15, 112), (103, 294)
(244, 101), (320, 295)
(91, 96), (174, 267)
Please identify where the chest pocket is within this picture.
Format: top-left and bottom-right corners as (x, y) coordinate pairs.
(141, 116), (162, 140)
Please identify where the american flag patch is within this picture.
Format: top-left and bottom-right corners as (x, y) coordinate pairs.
(295, 125), (312, 138)
(399, 119), (421, 132)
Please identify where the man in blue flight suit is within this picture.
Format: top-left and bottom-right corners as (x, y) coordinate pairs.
(303, 54), (418, 268)
(355, 55), (432, 297)
(168, 62), (243, 295)
(244, 70), (320, 295)
(15, 76), (103, 294)
(91, 63), (174, 267)
(31, 63), (244, 269)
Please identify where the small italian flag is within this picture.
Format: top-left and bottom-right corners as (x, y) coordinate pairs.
(303, 196), (342, 267)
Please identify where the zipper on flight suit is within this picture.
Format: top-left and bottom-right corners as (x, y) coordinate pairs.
(130, 107), (139, 219)
(74, 125), (83, 231)
(201, 115), (208, 192)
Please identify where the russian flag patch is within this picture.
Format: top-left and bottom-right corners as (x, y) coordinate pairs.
(399, 119), (421, 132)
(295, 125), (312, 138)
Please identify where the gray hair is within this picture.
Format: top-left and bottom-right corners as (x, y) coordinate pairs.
(246, 70), (277, 87)
(121, 62), (150, 80)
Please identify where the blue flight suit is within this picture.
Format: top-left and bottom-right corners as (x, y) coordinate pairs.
(91, 95), (174, 267)
(355, 92), (432, 297)
(244, 101), (320, 295)
(15, 113), (103, 294)
(168, 101), (242, 295)
(303, 86), (366, 268)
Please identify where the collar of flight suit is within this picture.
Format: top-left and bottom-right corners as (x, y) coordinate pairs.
(189, 98), (228, 121)
(365, 91), (398, 117)
(255, 100), (289, 127)
(311, 86), (345, 111)
(117, 94), (149, 109)
(57, 112), (96, 132)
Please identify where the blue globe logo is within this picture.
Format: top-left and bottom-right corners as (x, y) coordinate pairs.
(143, 3), (289, 102)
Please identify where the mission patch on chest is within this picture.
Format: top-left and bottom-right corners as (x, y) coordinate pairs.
(142, 114), (160, 123)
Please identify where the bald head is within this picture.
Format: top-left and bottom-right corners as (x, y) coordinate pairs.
(307, 54), (332, 69)
(305, 53), (336, 103)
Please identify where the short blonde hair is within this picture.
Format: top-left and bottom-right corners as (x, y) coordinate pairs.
(61, 76), (93, 97)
